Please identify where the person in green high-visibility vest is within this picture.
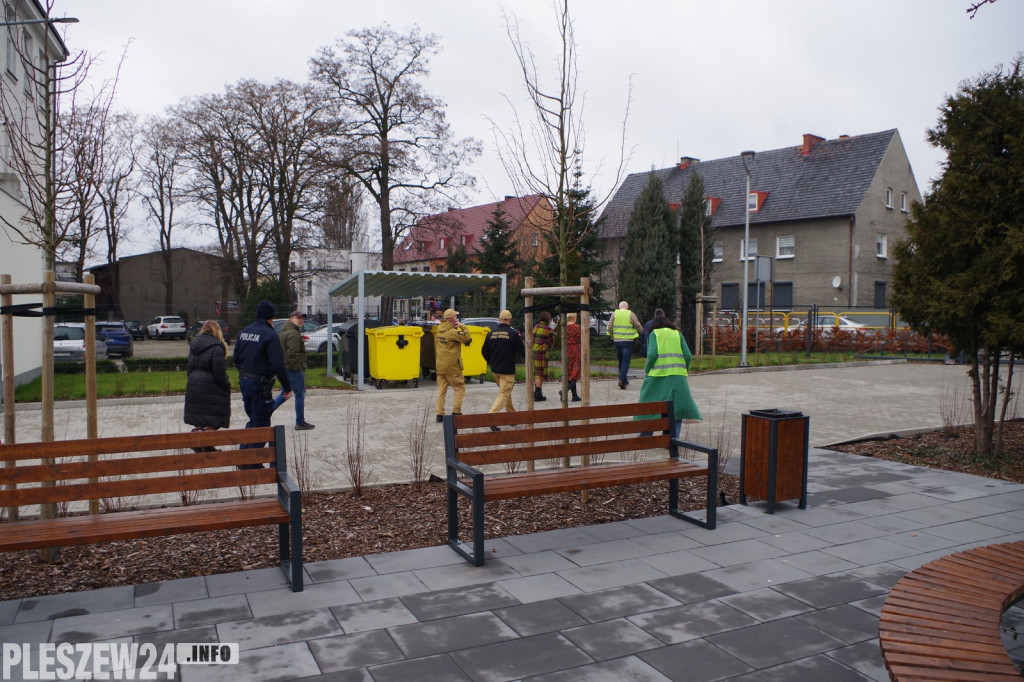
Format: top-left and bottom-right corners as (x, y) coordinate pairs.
(636, 313), (701, 437)
(608, 301), (642, 389)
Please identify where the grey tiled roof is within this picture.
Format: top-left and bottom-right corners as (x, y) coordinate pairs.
(598, 129), (899, 239)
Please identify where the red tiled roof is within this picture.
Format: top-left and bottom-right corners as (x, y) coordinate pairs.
(394, 195), (548, 264)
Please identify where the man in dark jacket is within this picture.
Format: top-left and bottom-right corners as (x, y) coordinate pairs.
(279, 310), (314, 430)
(234, 301), (291, 452)
(481, 309), (526, 430)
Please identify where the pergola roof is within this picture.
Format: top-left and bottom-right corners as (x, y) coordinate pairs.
(329, 270), (503, 299)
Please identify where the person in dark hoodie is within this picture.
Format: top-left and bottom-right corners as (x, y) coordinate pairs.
(233, 301), (291, 454)
(184, 320), (232, 439)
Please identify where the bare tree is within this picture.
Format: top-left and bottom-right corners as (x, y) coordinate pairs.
(319, 176), (365, 250)
(95, 112), (138, 316)
(138, 116), (185, 314)
(309, 23), (481, 315)
(0, 0), (121, 269)
(493, 0), (631, 406)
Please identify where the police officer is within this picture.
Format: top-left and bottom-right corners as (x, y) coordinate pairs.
(233, 301), (291, 451)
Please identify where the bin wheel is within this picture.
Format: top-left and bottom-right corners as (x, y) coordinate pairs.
(413, 378), (419, 388)
(375, 380), (383, 389)
(479, 376), (486, 384)
(402, 380), (408, 386)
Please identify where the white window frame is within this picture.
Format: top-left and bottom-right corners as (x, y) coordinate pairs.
(704, 199), (712, 216)
(439, 237), (447, 250)
(876, 234), (888, 259)
(747, 192), (758, 211)
(885, 188), (893, 208)
(900, 191), (908, 212)
(740, 238), (757, 261)
(712, 241), (723, 263)
(5, 5), (16, 79)
(776, 235), (795, 259)
(531, 233), (538, 247)
(460, 235), (467, 246)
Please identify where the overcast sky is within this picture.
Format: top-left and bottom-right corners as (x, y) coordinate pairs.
(57, 0), (1024, 255)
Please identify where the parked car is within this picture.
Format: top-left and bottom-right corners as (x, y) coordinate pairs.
(588, 312), (611, 337)
(461, 317), (501, 331)
(125, 320), (146, 340)
(776, 316), (867, 335)
(94, 321), (134, 358)
(303, 324), (342, 353)
(147, 315), (187, 340)
(272, 318), (321, 334)
(53, 323), (107, 363)
(187, 319), (233, 344)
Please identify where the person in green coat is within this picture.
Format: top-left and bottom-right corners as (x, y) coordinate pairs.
(636, 314), (701, 436)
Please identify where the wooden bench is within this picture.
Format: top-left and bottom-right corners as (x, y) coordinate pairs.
(444, 400), (718, 566)
(0, 425), (303, 591)
(879, 540), (1024, 681)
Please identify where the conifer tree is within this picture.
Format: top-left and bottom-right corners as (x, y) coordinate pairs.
(472, 207), (525, 320)
(678, 171), (714, 344)
(617, 172), (677, 322)
(536, 184), (610, 308)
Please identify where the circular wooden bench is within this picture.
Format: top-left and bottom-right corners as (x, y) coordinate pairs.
(879, 540), (1024, 681)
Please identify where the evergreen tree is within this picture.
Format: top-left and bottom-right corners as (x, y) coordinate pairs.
(891, 55), (1024, 458)
(618, 172), (677, 322)
(241, 279), (291, 323)
(678, 171), (714, 345)
(473, 207), (525, 319)
(536, 184), (611, 310)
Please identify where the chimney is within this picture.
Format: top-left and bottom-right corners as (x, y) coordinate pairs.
(801, 134), (825, 156)
(678, 156), (699, 170)
(504, 195), (516, 201)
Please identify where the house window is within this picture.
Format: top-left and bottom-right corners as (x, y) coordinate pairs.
(4, 6), (14, 78)
(747, 192), (758, 211)
(874, 281), (887, 308)
(721, 283), (739, 311)
(885, 188), (893, 208)
(740, 238), (757, 261)
(439, 237), (447, 250)
(776, 235), (795, 259)
(21, 34), (32, 96)
(306, 259), (312, 271)
(531, 233), (538, 247)
(900, 191), (908, 212)
(774, 282), (794, 311)
(712, 241), (723, 263)
(306, 281), (312, 296)
(289, 261), (295, 272)
(876, 234), (887, 259)
(460, 235), (467, 246)
(704, 199), (712, 216)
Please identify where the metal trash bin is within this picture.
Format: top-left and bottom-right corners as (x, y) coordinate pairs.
(461, 324), (490, 383)
(336, 319), (387, 381)
(739, 408), (809, 514)
(365, 326), (424, 389)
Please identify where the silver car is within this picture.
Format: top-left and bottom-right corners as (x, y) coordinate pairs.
(54, 323), (108, 362)
(147, 315), (187, 339)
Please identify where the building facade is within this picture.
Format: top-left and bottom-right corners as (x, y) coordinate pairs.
(0, 1), (70, 390)
(598, 130), (922, 312)
(288, 248), (382, 322)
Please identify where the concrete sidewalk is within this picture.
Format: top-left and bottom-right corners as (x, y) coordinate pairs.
(7, 361), (977, 491)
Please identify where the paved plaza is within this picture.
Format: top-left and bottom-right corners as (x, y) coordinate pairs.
(1, 361), (1022, 681)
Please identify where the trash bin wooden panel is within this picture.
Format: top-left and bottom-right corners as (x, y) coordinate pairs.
(740, 409), (809, 514)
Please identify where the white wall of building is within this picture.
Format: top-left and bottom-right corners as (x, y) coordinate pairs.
(290, 248), (382, 320)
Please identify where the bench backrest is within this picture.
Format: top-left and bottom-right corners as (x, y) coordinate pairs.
(0, 426), (285, 510)
(447, 401), (676, 467)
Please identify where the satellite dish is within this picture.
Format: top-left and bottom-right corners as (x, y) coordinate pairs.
(832, 276), (842, 289)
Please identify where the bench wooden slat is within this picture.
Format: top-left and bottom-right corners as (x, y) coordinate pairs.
(476, 460), (709, 501)
(878, 620), (1005, 646)
(0, 467), (278, 507)
(884, 652), (1023, 676)
(452, 402), (672, 428)
(892, 579), (1010, 610)
(0, 427), (277, 461)
(0, 447), (277, 486)
(459, 434), (672, 467)
(887, 667), (1021, 682)
(0, 500), (289, 551)
(905, 564), (1024, 597)
(454, 417), (670, 451)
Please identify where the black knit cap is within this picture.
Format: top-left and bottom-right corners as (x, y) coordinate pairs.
(255, 300), (275, 320)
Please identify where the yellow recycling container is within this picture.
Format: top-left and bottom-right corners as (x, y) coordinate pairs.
(461, 325), (491, 383)
(365, 326), (424, 389)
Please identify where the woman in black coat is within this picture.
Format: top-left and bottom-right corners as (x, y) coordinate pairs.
(184, 320), (231, 430)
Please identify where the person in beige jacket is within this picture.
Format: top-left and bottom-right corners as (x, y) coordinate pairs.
(434, 308), (472, 422)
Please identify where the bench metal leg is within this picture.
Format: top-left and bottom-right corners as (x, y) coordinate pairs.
(446, 469), (485, 566)
(668, 443), (718, 530)
(278, 488), (303, 592)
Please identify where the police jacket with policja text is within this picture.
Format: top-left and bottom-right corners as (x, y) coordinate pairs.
(233, 319), (292, 391)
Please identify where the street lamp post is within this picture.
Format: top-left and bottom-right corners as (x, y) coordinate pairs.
(740, 150), (756, 367)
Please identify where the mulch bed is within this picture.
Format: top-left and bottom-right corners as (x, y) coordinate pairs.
(0, 476), (738, 601)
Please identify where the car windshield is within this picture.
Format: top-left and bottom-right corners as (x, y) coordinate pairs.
(55, 327), (84, 341)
